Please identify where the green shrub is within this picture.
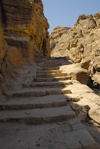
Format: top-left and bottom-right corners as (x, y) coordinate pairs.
(81, 34), (84, 37)
(95, 92), (100, 97)
(98, 93), (100, 97)
(50, 41), (56, 50)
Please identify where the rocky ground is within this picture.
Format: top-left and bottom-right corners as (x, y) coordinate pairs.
(0, 57), (100, 149)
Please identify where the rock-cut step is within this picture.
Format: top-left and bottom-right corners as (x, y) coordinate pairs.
(0, 106), (75, 124)
(0, 95), (67, 110)
(36, 70), (62, 74)
(34, 76), (71, 82)
(36, 73), (68, 78)
(30, 80), (72, 87)
(12, 87), (71, 97)
(38, 67), (59, 70)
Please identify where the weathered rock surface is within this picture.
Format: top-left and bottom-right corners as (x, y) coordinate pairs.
(50, 26), (71, 45)
(0, 0), (50, 97)
(1, 0), (50, 60)
(50, 11), (100, 85)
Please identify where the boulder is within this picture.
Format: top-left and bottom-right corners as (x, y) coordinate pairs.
(71, 71), (89, 85)
(89, 106), (100, 124)
(80, 59), (91, 69)
(60, 63), (89, 84)
(93, 12), (100, 27)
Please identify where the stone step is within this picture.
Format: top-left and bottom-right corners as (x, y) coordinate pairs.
(0, 106), (76, 124)
(41, 65), (62, 67)
(42, 62), (62, 64)
(38, 58), (66, 61)
(36, 70), (62, 74)
(33, 118), (100, 149)
(43, 62), (62, 65)
(0, 94), (80, 110)
(30, 80), (72, 87)
(38, 67), (59, 70)
(36, 73), (68, 78)
(12, 87), (71, 97)
(33, 76), (71, 82)
(0, 96), (67, 110)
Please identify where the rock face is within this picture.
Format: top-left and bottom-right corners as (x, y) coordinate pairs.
(0, 0), (50, 97)
(50, 12), (100, 85)
(50, 26), (71, 44)
(1, 0), (50, 62)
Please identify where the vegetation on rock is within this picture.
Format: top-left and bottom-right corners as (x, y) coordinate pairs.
(50, 41), (56, 50)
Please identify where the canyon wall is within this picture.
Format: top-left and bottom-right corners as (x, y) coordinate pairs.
(1, 0), (50, 61)
(0, 0), (50, 97)
(50, 12), (100, 86)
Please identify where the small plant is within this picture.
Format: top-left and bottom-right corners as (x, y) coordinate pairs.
(81, 34), (84, 37)
(96, 92), (100, 97)
(94, 89), (100, 97)
(98, 93), (100, 97)
(50, 41), (56, 50)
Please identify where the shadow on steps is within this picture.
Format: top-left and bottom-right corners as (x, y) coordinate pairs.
(0, 56), (100, 149)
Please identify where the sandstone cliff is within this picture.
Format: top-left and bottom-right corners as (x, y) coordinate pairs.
(1, 0), (50, 60)
(50, 11), (100, 86)
(0, 0), (50, 98)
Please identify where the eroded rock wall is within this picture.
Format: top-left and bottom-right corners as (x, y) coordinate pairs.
(0, 0), (50, 98)
(50, 12), (100, 85)
(1, 0), (50, 62)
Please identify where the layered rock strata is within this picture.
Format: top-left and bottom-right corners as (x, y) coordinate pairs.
(0, 0), (50, 98)
(1, 0), (50, 61)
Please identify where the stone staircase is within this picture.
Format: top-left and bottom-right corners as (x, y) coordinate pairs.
(0, 57), (100, 149)
(0, 57), (75, 124)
